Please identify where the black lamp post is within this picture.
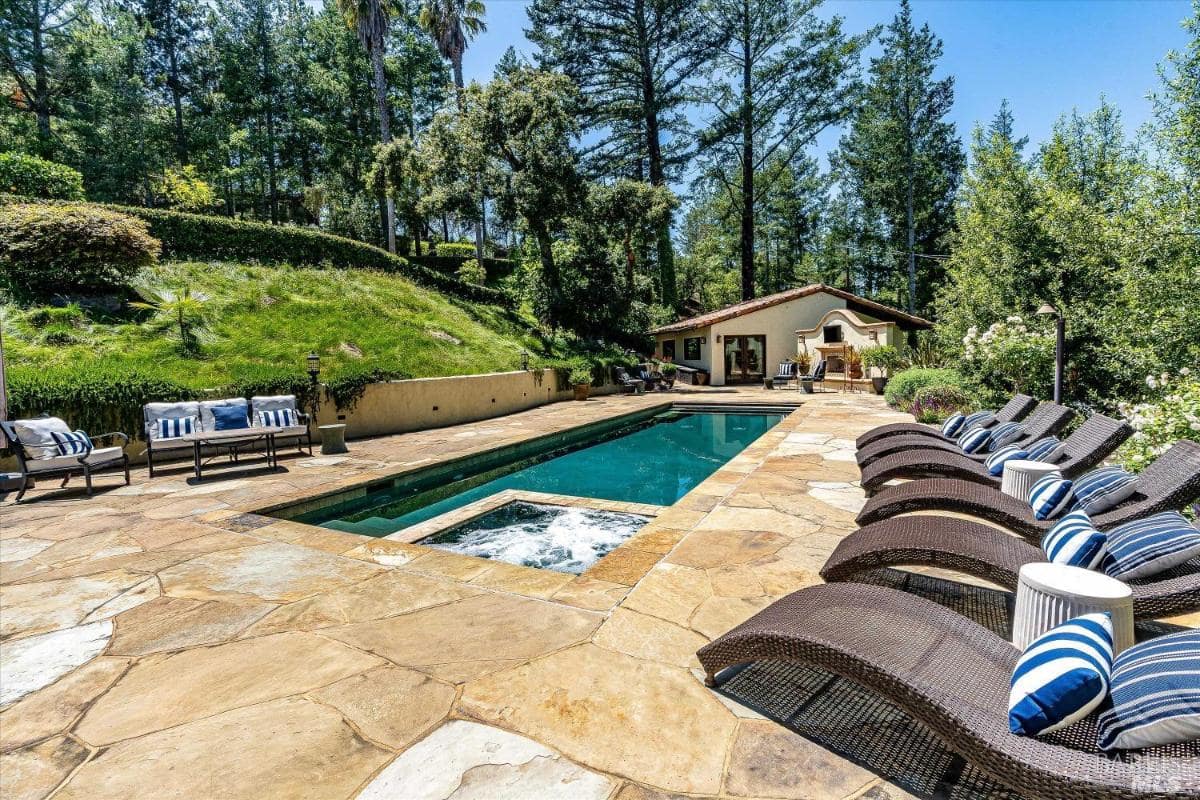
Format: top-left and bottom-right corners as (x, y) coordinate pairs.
(1036, 304), (1065, 404)
(521, 349), (529, 371)
(306, 351), (321, 421)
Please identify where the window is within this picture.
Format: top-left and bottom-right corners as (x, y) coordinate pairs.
(823, 325), (843, 343)
(661, 340), (676, 360)
(684, 337), (702, 360)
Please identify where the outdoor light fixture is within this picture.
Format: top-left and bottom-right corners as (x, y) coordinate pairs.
(306, 351), (321, 418)
(521, 349), (530, 370)
(1036, 304), (1065, 404)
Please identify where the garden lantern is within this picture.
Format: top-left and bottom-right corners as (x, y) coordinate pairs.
(306, 351), (321, 418)
(1036, 304), (1065, 404)
(521, 349), (530, 371)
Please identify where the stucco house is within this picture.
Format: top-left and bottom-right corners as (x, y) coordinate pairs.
(649, 284), (931, 386)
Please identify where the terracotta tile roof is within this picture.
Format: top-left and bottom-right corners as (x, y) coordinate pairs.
(649, 284), (932, 335)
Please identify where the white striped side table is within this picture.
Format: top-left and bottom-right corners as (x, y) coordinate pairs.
(1013, 562), (1135, 654)
(1001, 459), (1062, 501)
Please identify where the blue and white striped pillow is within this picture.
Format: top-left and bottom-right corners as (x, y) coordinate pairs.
(157, 415), (196, 439)
(985, 445), (1029, 476)
(1025, 436), (1063, 463)
(1097, 629), (1200, 751)
(257, 408), (295, 428)
(1070, 467), (1139, 515)
(1103, 512), (1200, 580)
(959, 426), (992, 454)
(50, 429), (92, 456)
(1009, 613), (1114, 736)
(963, 410), (992, 428)
(1041, 510), (1107, 569)
(941, 413), (966, 438)
(986, 422), (1025, 452)
(1029, 473), (1074, 520)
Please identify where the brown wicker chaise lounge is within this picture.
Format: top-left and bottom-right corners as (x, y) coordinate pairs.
(859, 413), (1132, 493)
(697, 582), (1200, 800)
(821, 515), (1200, 619)
(855, 440), (1200, 539)
(855, 393), (1038, 450)
(856, 401), (1075, 469)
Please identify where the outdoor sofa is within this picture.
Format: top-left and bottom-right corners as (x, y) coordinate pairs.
(855, 393), (1038, 449)
(697, 582), (1199, 800)
(1, 417), (130, 502)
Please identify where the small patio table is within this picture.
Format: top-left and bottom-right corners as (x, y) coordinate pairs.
(181, 427), (283, 479)
(1013, 562), (1135, 654)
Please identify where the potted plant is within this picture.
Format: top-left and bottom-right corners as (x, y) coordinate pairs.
(861, 344), (903, 394)
(845, 346), (864, 380)
(660, 362), (677, 389)
(569, 366), (593, 401)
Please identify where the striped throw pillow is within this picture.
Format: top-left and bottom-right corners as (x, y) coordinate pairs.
(1070, 466), (1139, 515)
(1041, 510), (1107, 569)
(1097, 629), (1200, 751)
(50, 429), (92, 456)
(157, 416), (196, 439)
(962, 410), (992, 429)
(257, 408), (295, 428)
(1103, 512), (1200, 580)
(987, 422), (1025, 452)
(1029, 473), (1073, 520)
(941, 413), (966, 437)
(1025, 436), (1063, 463)
(985, 445), (1029, 476)
(959, 426), (992, 454)
(1009, 613), (1114, 736)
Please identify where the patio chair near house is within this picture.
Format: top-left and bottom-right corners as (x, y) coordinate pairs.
(856, 393), (1038, 450)
(858, 412), (1131, 493)
(614, 368), (645, 394)
(799, 360), (826, 391)
(855, 440), (1200, 540)
(821, 514), (1200, 620)
(697, 582), (1199, 800)
(774, 361), (797, 387)
(0, 417), (130, 502)
(635, 364), (661, 391)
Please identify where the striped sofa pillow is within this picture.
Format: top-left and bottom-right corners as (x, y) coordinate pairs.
(1041, 510), (1107, 569)
(257, 408), (295, 428)
(1097, 629), (1200, 751)
(157, 416), (196, 439)
(1070, 466), (1139, 515)
(941, 413), (966, 438)
(50, 429), (93, 456)
(1009, 613), (1114, 736)
(1029, 473), (1073, 520)
(1103, 512), (1200, 580)
(959, 426), (992, 454)
(986, 421), (1025, 452)
(1025, 436), (1063, 463)
(985, 445), (1029, 476)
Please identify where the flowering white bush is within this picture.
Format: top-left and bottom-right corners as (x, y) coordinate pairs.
(961, 315), (1055, 400)
(1117, 369), (1200, 472)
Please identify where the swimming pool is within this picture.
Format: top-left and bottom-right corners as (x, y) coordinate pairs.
(292, 410), (784, 539)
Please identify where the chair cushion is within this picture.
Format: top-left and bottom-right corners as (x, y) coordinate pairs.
(1025, 436), (1062, 462)
(13, 417), (72, 460)
(1041, 510), (1107, 569)
(145, 402), (202, 439)
(1029, 473), (1074, 520)
(28, 446), (125, 473)
(199, 398), (248, 431)
(1103, 512), (1200, 580)
(210, 404), (250, 431)
(156, 415), (197, 440)
(959, 426), (992, 454)
(986, 422), (1025, 452)
(1009, 613), (1114, 736)
(256, 408), (295, 428)
(1069, 466), (1139, 515)
(1097, 628), (1200, 751)
(941, 413), (966, 438)
(985, 445), (1029, 476)
(51, 430), (93, 456)
(251, 395), (298, 415)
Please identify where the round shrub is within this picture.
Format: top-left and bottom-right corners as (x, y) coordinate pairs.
(909, 385), (975, 423)
(883, 367), (968, 410)
(0, 152), (84, 200)
(435, 241), (477, 258)
(0, 203), (160, 296)
(457, 258), (487, 285)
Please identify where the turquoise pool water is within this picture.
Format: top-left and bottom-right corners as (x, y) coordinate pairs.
(298, 411), (783, 538)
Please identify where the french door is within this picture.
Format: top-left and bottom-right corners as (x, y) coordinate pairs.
(723, 335), (766, 383)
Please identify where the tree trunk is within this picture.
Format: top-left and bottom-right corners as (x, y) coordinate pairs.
(530, 218), (560, 328)
(371, 46), (396, 253)
(451, 53), (487, 268)
(31, 10), (52, 154)
(165, 2), (188, 162)
(738, 1), (755, 301)
(634, 0), (676, 308)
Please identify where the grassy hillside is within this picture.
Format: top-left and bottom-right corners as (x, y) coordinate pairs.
(3, 260), (596, 390)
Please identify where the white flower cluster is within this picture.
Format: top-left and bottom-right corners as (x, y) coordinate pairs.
(1118, 369), (1200, 470)
(961, 316), (1043, 360)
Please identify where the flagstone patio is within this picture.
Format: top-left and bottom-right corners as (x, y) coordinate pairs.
(3, 389), (1191, 800)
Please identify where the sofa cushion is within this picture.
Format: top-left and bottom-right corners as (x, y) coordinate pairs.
(13, 417), (72, 460)
(1097, 628), (1200, 751)
(211, 405), (250, 430)
(1008, 613), (1113, 737)
(199, 398), (248, 431)
(145, 402), (202, 440)
(28, 446), (125, 473)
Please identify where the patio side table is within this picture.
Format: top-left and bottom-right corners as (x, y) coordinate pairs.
(319, 424), (349, 455)
(1001, 459), (1061, 501)
(1013, 562), (1134, 654)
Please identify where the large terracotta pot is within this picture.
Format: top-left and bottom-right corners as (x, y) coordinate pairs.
(573, 383), (591, 401)
(849, 364), (864, 379)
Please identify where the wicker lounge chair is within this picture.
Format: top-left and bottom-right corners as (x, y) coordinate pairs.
(859, 413), (1131, 492)
(697, 582), (1200, 800)
(1, 418), (130, 502)
(855, 441), (1200, 540)
(821, 515), (1200, 619)
(857, 401), (1074, 469)
(856, 393), (1038, 450)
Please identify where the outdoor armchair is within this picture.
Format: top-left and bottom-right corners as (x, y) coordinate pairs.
(1, 417), (130, 502)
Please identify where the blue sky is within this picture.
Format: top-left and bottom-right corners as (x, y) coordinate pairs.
(458, 0), (1193, 172)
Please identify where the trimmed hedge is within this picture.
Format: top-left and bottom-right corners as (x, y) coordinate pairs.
(435, 242), (477, 258)
(883, 368), (969, 411)
(0, 195), (511, 307)
(0, 153), (84, 200)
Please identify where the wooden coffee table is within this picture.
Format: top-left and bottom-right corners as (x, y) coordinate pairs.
(181, 427), (283, 479)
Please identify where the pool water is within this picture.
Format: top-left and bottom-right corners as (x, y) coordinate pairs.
(422, 501), (653, 574)
(301, 410), (783, 539)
